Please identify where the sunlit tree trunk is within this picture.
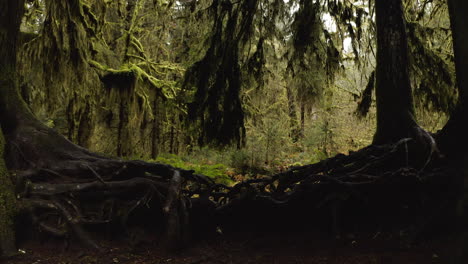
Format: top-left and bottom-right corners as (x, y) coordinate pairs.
(373, 0), (417, 145)
(0, 0), (26, 256)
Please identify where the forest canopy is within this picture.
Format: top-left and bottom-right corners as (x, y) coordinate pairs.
(16, 0), (456, 160)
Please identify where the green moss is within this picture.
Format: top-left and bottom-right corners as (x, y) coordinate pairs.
(0, 130), (16, 256)
(154, 154), (234, 186)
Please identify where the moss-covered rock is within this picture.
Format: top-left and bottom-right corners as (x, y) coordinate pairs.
(0, 129), (16, 257)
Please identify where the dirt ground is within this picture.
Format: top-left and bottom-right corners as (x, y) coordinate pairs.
(2, 231), (457, 264)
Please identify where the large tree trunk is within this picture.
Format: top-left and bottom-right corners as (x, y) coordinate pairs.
(0, 0), (26, 256)
(0, 130), (16, 257)
(0, 0), (192, 250)
(373, 0), (418, 145)
(442, 1), (468, 263)
(0, 0), (37, 132)
(437, 0), (468, 157)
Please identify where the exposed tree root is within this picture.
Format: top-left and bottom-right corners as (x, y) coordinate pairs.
(6, 125), (461, 250)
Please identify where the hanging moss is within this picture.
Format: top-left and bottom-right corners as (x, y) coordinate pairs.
(101, 70), (136, 91)
(0, 129), (16, 257)
(287, 0), (340, 109)
(183, 1), (252, 148)
(356, 70), (375, 118)
(16, 0), (191, 158)
(290, 0), (322, 63)
(407, 21), (457, 114)
(244, 38), (266, 90)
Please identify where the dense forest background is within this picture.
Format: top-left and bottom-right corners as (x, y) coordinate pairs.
(17, 0), (455, 182)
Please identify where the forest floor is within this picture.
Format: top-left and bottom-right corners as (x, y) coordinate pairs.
(3, 141), (461, 264)
(3, 231), (457, 264)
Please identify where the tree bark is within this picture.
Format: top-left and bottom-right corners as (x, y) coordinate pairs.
(437, 0), (468, 157)
(0, 0), (82, 171)
(286, 85), (299, 142)
(0, 0), (25, 256)
(0, 0), (38, 132)
(442, 1), (468, 263)
(0, 130), (16, 257)
(373, 0), (417, 145)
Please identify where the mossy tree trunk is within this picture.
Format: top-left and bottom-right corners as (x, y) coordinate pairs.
(0, 0), (192, 250)
(0, 0), (26, 257)
(373, 0), (418, 145)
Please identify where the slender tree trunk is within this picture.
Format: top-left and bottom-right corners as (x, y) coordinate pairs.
(77, 103), (92, 148)
(151, 98), (160, 159)
(286, 85), (299, 142)
(117, 97), (129, 156)
(170, 117), (175, 154)
(300, 103), (305, 140)
(373, 0), (417, 145)
(0, 0), (26, 256)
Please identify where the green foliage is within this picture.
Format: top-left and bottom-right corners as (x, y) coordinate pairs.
(229, 149), (251, 172)
(17, 0), (457, 169)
